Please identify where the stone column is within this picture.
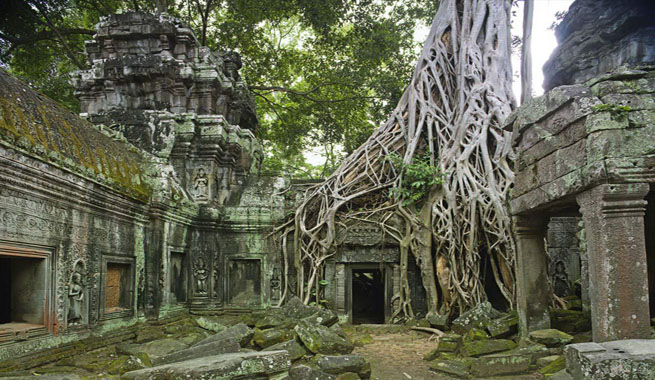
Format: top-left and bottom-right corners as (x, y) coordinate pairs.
(576, 183), (650, 342)
(514, 215), (551, 336)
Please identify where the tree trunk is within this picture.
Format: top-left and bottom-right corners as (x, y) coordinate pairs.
(286, 0), (517, 316)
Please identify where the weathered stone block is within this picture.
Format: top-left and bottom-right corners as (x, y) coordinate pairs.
(315, 354), (368, 377)
(121, 350), (290, 380)
(254, 327), (296, 349)
(459, 339), (516, 357)
(471, 353), (531, 377)
(487, 312), (519, 338)
(565, 340), (655, 380)
(266, 339), (309, 361)
(152, 337), (240, 365)
(429, 358), (474, 379)
(193, 323), (254, 348)
(529, 329), (574, 347)
(289, 365), (335, 380)
(451, 302), (501, 334)
(294, 321), (354, 355)
(437, 333), (462, 353)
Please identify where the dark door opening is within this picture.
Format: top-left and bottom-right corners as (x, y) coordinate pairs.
(352, 269), (385, 324)
(0, 257), (11, 323)
(0, 255), (46, 327)
(645, 191), (655, 319)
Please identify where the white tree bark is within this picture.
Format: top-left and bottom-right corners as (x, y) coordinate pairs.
(283, 0), (517, 315)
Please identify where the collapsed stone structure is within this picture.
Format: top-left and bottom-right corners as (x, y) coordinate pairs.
(508, 0), (655, 378)
(0, 11), (429, 369)
(0, 11), (288, 361)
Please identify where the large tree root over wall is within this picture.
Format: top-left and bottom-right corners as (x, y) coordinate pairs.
(276, 0), (517, 318)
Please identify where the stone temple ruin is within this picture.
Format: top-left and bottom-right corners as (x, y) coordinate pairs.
(0, 11), (288, 356)
(0, 0), (653, 379)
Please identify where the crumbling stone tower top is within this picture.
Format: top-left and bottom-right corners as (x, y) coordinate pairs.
(72, 12), (258, 158)
(543, 0), (655, 91)
(72, 12), (262, 205)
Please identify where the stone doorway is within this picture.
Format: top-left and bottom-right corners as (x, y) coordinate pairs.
(0, 243), (54, 341)
(347, 264), (391, 324)
(169, 252), (187, 305)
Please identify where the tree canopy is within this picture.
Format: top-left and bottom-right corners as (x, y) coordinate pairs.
(0, 0), (440, 177)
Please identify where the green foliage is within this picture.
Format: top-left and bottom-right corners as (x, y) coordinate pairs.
(1, 0), (440, 179)
(386, 152), (444, 205)
(592, 103), (632, 116)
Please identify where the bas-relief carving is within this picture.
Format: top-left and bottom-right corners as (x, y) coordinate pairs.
(552, 260), (569, 297)
(192, 167), (209, 201)
(192, 255), (209, 295)
(67, 260), (86, 327)
(270, 267), (281, 303)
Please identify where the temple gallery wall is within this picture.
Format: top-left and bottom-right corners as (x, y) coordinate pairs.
(0, 2), (653, 376)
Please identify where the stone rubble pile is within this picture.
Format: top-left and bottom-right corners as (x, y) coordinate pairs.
(423, 301), (590, 379)
(117, 297), (371, 380)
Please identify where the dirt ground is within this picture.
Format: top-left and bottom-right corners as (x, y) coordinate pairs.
(347, 325), (543, 380)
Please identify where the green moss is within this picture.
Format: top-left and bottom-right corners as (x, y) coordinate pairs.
(0, 71), (153, 202)
(592, 103), (632, 116)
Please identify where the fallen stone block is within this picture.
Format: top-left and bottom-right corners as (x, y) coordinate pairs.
(486, 311), (519, 338)
(289, 364), (336, 380)
(429, 358), (474, 378)
(195, 316), (227, 333)
(295, 321), (354, 355)
(451, 302), (501, 334)
(426, 311), (450, 330)
(193, 322), (254, 348)
(460, 339), (516, 357)
(462, 328), (489, 342)
(315, 354), (369, 378)
(529, 329), (573, 347)
(507, 342), (550, 364)
(538, 355), (565, 375)
(121, 350), (290, 380)
(266, 339), (309, 361)
(565, 339), (655, 380)
(133, 338), (189, 359)
(254, 327), (297, 349)
(537, 354), (563, 368)
(437, 333), (462, 353)
(302, 308), (339, 327)
(152, 337), (240, 365)
(471, 353), (531, 377)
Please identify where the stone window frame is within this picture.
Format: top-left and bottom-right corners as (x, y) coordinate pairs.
(225, 256), (262, 308)
(0, 240), (56, 337)
(99, 254), (136, 320)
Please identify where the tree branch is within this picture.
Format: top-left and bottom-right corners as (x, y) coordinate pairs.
(32, 2), (86, 69)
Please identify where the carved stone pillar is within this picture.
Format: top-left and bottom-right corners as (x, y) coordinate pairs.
(576, 183), (650, 342)
(515, 215), (551, 336)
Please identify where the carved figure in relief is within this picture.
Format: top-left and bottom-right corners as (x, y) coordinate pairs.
(67, 263), (85, 326)
(193, 257), (208, 294)
(270, 267), (281, 302)
(553, 260), (569, 297)
(193, 168), (209, 199)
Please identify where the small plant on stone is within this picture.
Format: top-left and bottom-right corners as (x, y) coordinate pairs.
(386, 152), (445, 206)
(592, 103), (632, 116)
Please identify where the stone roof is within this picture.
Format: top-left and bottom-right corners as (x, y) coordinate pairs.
(0, 70), (151, 201)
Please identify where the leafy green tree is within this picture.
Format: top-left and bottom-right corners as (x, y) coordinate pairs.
(1, 0), (438, 177)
